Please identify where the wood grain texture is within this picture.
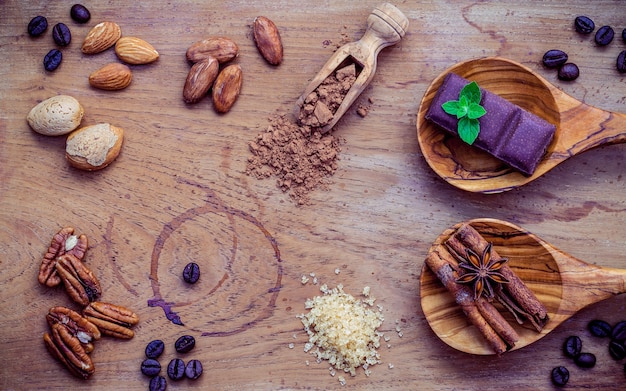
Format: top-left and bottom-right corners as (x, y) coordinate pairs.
(1, 1), (625, 390)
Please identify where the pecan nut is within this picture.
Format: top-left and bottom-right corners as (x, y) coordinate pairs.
(44, 323), (95, 379)
(47, 306), (101, 344)
(83, 301), (139, 339)
(56, 254), (102, 306)
(39, 227), (88, 287)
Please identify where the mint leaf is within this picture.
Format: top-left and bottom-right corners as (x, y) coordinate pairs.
(467, 102), (486, 119)
(458, 117), (480, 145)
(441, 80), (486, 145)
(442, 101), (460, 116)
(461, 81), (481, 104)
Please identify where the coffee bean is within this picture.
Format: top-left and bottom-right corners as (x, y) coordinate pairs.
(141, 358), (162, 377)
(609, 340), (626, 360)
(183, 262), (200, 284)
(174, 335), (196, 353)
(574, 16), (595, 34)
(551, 366), (569, 387)
(43, 49), (62, 72)
(52, 23), (71, 46)
(595, 25), (614, 46)
(543, 50), (568, 68)
(28, 15), (48, 36)
(558, 63), (579, 81)
(574, 352), (596, 368)
(149, 375), (167, 391)
(563, 335), (582, 358)
(618, 51), (626, 74)
(167, 358), (185, 381)
(70, 4), (91, 24)
(611, 320), (626, 341)
(184, 359), (203, 380)
(146, 339), (165, 359)
(589, 319), (612, 337)
(622, 28), (626, 43)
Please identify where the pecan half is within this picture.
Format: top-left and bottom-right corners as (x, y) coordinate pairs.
(44, 323), (95, 379)
(39, 227), (88, 287)
(56, 254), (102, 306)
(83, 301), (139, 339)
(47, 306), (101, 344)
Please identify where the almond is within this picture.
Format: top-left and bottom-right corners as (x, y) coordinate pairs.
(66, 123), (124, 171)
(82, 21), (122, 54)
(89, 63), (132, 91)
(27, 95), (84, 136)
(114, 36), (159, 65)
(186, 37), (239, 63)
(253, 16), (283, 65)
(183, 56), (219, 104)
(212, 64), (243, 113)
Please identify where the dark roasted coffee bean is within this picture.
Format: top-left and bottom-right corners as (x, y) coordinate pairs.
(574, 352), (596, 368)
(184, 359), (203, 380)
(167, 358), (185, 381)
(609, 340), (626, 360)
(611, 320), (626, 341)
(146, 339), (165, 359)
(28, 16), (48, 36)
(618, 51), (626, 74)
(574, 16), (595, 34)
(563, 335), (582, 358)
(182, 262), (200, 284)
(558, 63), (579, 81)
(543, 49), (568, 68)
(149, 375), (167, 391)
(595, 25), (614, 46)
(174, 335), (196, 353)
(70, 4), (91, 24)
(588, 319), (612, 337)
(141, 358), (162, 377)
(551, 366), (569, 387)
(622, 28), (626, 43)
(52, 23), (71, 46)
(43, 49), (62, 72)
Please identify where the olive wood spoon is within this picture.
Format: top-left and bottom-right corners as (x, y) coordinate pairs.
(416, 57), (626, 193)
(294, 2), (408, 133)
(420, 218), (626, 355)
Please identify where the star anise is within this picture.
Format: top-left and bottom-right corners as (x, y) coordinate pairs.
(455, 242), (509, 300)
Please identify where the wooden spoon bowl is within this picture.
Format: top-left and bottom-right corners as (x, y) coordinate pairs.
(420, 218), (626, 355)
(416, 57), (626, 193)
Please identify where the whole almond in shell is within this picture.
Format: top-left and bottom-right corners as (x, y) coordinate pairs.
(82, 21), (122, 54)
(212, 64), (243, 113)
(66, 123), (124, 171)
(253, 16), (283, 65)
(183, 56), (219, 104)
(186, 37), (239, 63)
(27, 95), (84, 136)
(115, 36), (159, 65)
(89, 63), (132, 90)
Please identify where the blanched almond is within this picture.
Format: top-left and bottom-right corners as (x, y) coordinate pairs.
(82, 21), (122, 54)
(66, 123), (124, 171)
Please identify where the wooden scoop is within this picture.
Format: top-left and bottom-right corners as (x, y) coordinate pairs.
(416, 57), (626, 193)
(420, 218), (626, 355)
(294, 3), (409, 133)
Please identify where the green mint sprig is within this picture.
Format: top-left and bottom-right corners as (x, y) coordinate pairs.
(441, 81), (486, 145)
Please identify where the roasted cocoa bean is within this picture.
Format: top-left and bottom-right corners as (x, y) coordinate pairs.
(588, 319), (612, 337)
(141, 358), (162, 377)
(184, 359), (203, 380)
(167, 358), (185, 381)
(174, 335), (195, 353)
(43, 49), (62, 71)
(551, 366), (569, 387)
(574, 16), (595, 34)
(595, 25), (614, 46)
(558, 63), (579, 81)
(618, 51), (626, 74)
(611, 320), (626, 341)
(28, 15), (48, 36)
(543, 49), (568, 68)
(52, 23), (71, 46)
(182, 262), (200, 284)
(563, 335), (582, 358)
(145, 339), (165, 359)
(609, 340), (626, 360)
(574, 352), (596, 368)
(149, 375), (167, 391)
(70, 4), (91, 24)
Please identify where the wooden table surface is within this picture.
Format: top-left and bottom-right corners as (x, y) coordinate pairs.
(1, 1), (625, 389)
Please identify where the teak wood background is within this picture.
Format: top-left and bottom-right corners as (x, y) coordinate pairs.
(1, 1), (625, 390)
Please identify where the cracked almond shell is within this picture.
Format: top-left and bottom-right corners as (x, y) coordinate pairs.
(66, 123), (124, 171)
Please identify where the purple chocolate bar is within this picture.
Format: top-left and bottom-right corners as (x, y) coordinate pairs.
(425, 73), (556, 176)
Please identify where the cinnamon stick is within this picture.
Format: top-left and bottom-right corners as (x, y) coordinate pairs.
(446, 224), (549, 331)
(425, 244), (519, 354)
